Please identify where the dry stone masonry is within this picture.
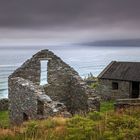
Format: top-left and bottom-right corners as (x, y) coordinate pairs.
(98, 79), (130, 100)
(98, 61), (140, 100)
(8, 49), (100, 125)
(114, 98), (140, 110)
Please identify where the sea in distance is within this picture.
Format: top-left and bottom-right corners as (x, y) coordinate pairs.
(0, 45), (140, 99)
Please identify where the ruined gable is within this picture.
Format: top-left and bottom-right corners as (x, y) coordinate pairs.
(9, 49), (100, 125)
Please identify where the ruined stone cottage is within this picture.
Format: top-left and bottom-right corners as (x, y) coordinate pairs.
(8, 49), (100, 125)
(98, 61), (140, 100)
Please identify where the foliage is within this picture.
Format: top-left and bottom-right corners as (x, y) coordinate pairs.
(89, 82), (99, 89)
(84, 73), (99, 89)
(88, 111), (103, 121)
(66, 115), (96, 140)
(0, 111), (9, 128)
(84, 72), (97, 81)
(0, 103), (140, 140)
(100, 100), (114, 112)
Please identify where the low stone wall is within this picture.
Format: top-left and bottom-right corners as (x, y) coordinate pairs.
(0, 98), (9, 111)
(114, 98), (140, 110)
(9, 77), (69, 125)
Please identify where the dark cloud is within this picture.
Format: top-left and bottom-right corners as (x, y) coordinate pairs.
(0, 0), (140, 44)
(0, 0), (140, 28)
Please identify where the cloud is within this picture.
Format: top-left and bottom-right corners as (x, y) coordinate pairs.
(0, 0), (140, 44)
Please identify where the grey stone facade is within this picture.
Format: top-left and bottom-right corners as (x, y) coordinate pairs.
(98, 79), (130, 100)
(8, 49), (100, 125)
(98, 61), (140, 101)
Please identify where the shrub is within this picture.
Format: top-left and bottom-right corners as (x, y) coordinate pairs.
(66, 115), (96, 140)
(0, 111), (9, 128)
(1, 102), (140, 140)
(88, 111), (103, 121)
(25, 121), (39, 138)
(100, 101), (114, 112)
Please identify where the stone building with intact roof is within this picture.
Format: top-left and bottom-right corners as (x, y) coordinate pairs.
(98, 61), (140, 100)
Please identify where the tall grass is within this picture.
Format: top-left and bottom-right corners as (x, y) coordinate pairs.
(100, 100), (114, 112)
(0, 111), (9, 128)
(0, 103), (140, 140)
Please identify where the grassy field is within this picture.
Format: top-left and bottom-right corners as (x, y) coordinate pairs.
(0, 101), (114, 127)
(100, 100), (114, 112)
(0, 111), (9, 128)
(0, 101), (140, 140)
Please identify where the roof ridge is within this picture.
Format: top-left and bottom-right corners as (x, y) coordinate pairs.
(98, 61), (116, 78)
(115, 61), (140, 63)
(98, 61), (140, 81)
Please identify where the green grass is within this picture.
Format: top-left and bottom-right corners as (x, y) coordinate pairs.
(100, 100), (114, 112)
(0, 111), (9, 128)
(1, 101), (140, 140)
(0, 101), (115, 128)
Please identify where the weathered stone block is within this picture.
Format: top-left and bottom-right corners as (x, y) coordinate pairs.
(114, 98), (140, 111)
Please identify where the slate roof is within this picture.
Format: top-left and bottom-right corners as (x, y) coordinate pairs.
(98, 61), (140, 82)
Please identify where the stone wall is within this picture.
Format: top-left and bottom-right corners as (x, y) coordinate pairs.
(9, 50), (100, 125)
(0, 98), (9, 111)
(114, 98), (140, 110)
(98, 79), (130, 100)
(9, 77), (38, 125)
(9, 77), (68, 125)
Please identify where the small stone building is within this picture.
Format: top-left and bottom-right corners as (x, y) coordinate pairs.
(8, 49), (99, 125)
(98, 61), (140, 100)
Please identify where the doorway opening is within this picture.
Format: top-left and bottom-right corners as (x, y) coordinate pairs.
(131, 82), (139, 98)
(40, 60), (48, 85)
(37, 100), (44, 115)
(23, 113), (29, 121)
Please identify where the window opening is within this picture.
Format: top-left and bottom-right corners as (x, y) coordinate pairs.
(112, 82), (118, 90)
(40, 60), (48, 85)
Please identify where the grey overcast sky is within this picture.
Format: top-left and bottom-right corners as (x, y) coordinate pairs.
(0, 0), (140, 46)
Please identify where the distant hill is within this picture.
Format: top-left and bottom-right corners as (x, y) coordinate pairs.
(80, 39), (140, 47)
